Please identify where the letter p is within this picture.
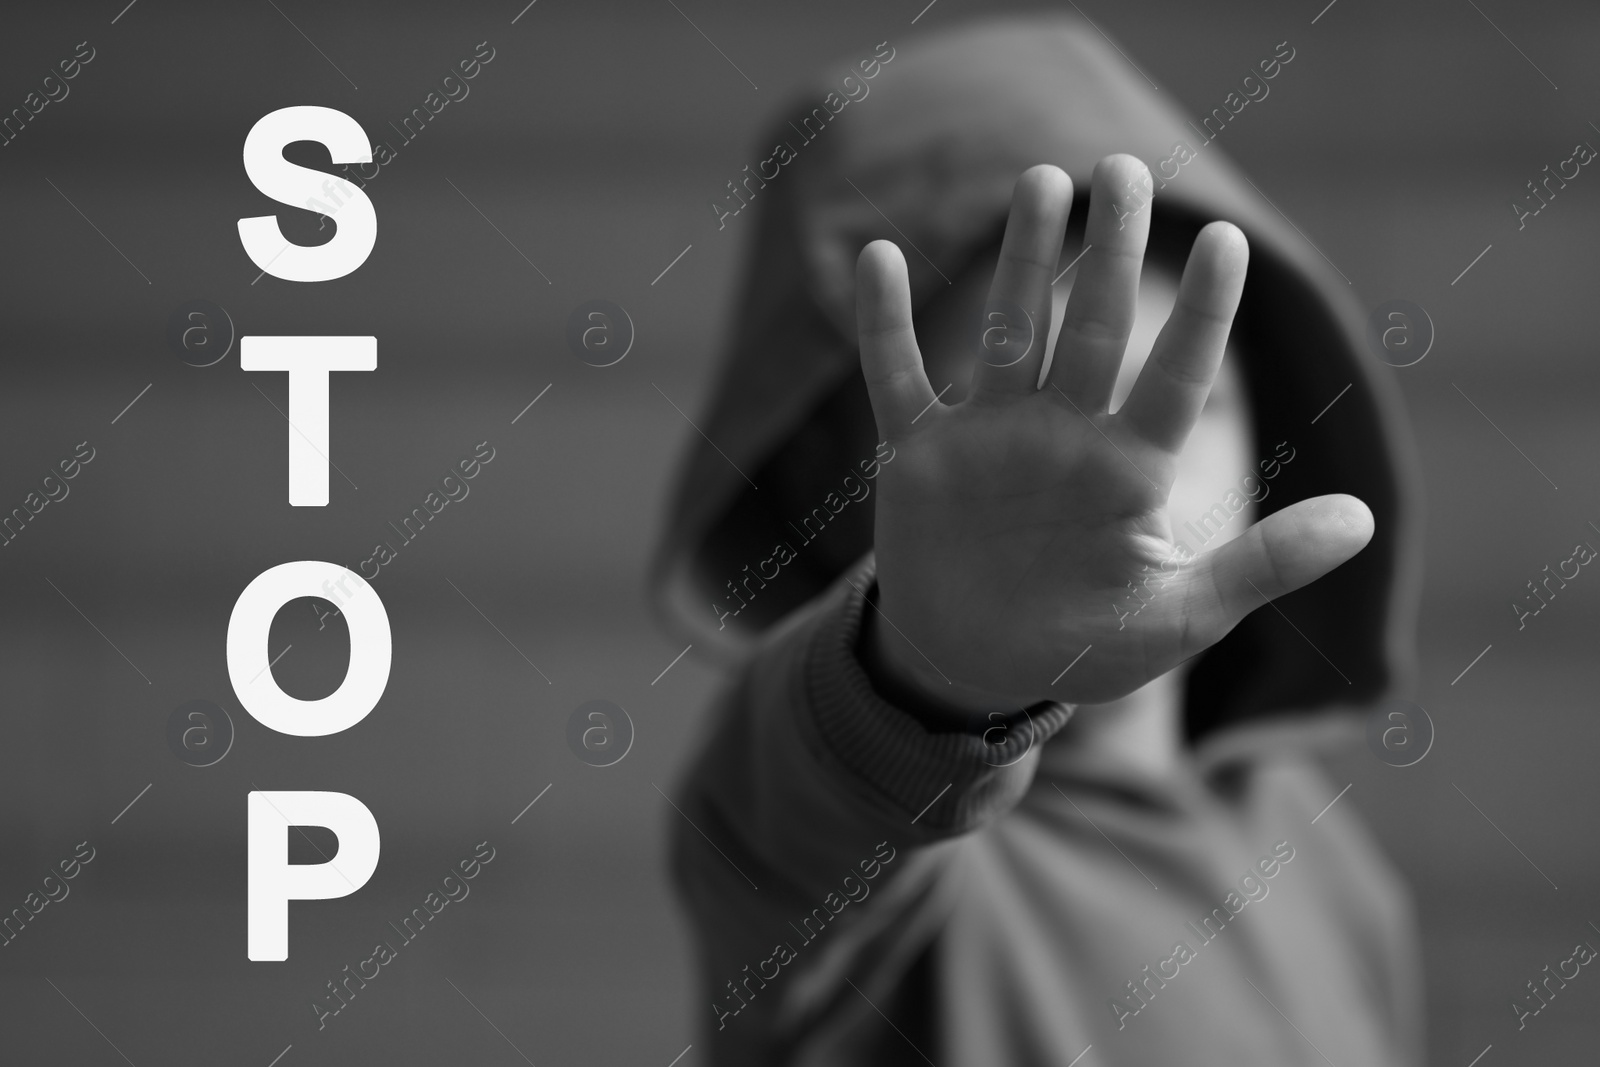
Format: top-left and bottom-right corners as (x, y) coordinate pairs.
(248, 791), (380, 960)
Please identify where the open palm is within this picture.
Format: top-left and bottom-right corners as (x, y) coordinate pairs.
(857, 157), (1373, 714)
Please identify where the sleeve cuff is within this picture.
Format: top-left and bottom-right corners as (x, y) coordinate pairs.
(799, 555), (1074, 834)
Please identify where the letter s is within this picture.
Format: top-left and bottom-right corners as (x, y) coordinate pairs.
(238, 107), (377, 281)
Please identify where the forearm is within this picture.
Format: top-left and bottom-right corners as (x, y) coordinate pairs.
(670, 553), (1073, 1046)
(670, 552), (1073, 919)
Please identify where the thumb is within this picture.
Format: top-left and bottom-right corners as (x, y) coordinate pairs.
(1193, 493), (1375, 640)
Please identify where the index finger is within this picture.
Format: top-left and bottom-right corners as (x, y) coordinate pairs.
(1116, 221), (1249, 453)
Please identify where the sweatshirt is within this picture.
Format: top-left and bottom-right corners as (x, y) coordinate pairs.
(651, 15), (1427, 1066)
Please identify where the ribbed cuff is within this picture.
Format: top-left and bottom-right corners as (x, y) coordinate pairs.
(802, 557), (1073, 834)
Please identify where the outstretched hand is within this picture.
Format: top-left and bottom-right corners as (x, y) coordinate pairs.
(855, 156), (1373, 717)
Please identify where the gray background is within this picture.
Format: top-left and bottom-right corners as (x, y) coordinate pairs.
(0, 0), (1596, 1063)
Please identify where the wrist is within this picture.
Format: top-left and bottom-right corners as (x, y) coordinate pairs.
(856, 585), (1018, 728)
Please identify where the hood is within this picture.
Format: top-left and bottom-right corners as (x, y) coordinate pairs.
(650, 14), (1422, 746)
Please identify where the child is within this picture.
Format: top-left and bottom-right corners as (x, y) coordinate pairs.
(653, 15), (1424, 1065)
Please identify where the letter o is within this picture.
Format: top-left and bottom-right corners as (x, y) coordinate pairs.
(228, 561), (390, 736)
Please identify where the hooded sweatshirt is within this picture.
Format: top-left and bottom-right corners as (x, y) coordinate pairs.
(652, 15), (1426, 1066)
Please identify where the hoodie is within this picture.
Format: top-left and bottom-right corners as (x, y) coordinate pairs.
(653, 15), (1426, 1066)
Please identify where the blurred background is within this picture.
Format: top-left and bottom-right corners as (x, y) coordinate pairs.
(0, 0), (1597, 1063)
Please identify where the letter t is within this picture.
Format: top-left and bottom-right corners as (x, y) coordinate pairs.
(242, 336), (376, 506)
